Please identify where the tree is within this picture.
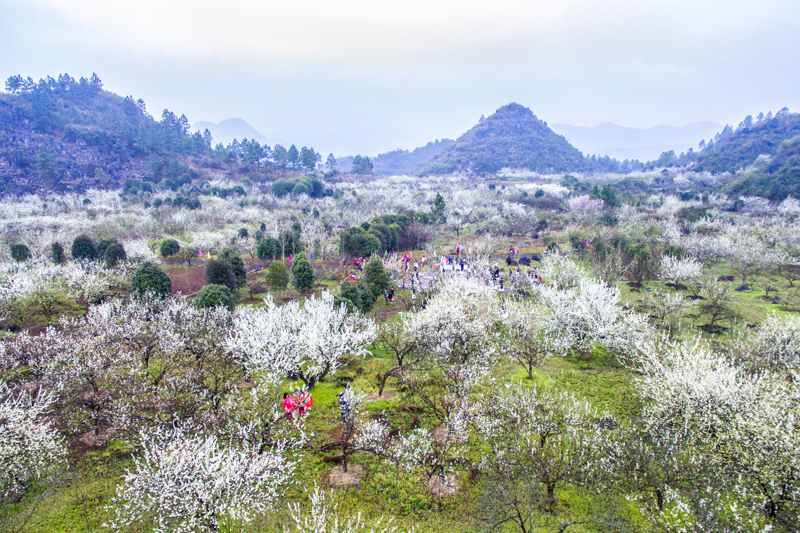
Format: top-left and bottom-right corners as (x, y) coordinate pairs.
(194, 284), (235, 312)
(159, 238), (180, 257)
(105, 428), (293, 532)
(500, 301), (572, 379)
(431, 192), (446, 223)
(225, 292), (378, 389)
(325, 153), (338, 175)
(292, 252), (315, 292)
(288, 144), (300, 176)
(205, 258), (238, 292)
(0, 384), (66, 499)
(72, 234), (98, 260)
(350, 155), (373, 174)
(103, 242), (127, 268)
(130, 261), (172, 298)
(265, 261), (289, 292)
(10, 243), (30, 262)
(257, 237), (281, 261)
(220, 248), (247, 288)
(273, 144), (288, 176)
(300, 146), (320, 173)
(339, 281), (363, 313)
(363, 257), (390, 302)
(51, 242), (64, 264)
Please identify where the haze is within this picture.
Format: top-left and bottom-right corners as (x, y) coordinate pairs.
(2, 0), (799, 156)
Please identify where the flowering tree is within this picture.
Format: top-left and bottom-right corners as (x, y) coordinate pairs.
(226, 291), (378, 389)
(0, 384), (66, 499)
(499, 301), (572, 378)
(106, 427), (294, 532)
(658, 255), (702, 287)
(751, 313), (800, 371)
(535, 278), (647, 355)
(475, 384), (617, 511)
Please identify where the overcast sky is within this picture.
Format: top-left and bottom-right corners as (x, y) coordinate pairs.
(2, 0), (799, 156)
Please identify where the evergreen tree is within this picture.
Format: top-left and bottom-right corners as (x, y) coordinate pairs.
(159, 239), (180, 257)
(194, 284), (235, 312)
(130, 262), (172, 298)
(364, 256), (390, 302)
(204, 258), (238, 291)
(51, 242), (64, 264)
(10, 243), (30, 262)
(265, 261), (290, 291)
(71, 234), (98, 260)
(103, 242), (127, 268)
(431, 192), (446, 223)
(291, 253), (315, 292)
(339, 280), (363, 312)
(220, 248), (247, 288)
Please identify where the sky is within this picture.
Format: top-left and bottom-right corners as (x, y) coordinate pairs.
(1, 0), (799, 156)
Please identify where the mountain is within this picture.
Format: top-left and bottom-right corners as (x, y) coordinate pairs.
(192, 118), (275, 147)
(0, 73), (215, 195)
(415, 103), (589, 176)
(372, 139), (455, 175)
(550, 121), (721, 162)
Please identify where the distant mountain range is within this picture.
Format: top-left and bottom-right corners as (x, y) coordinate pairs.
(550, 121), (722, 162)
(192, 118), (279, 147)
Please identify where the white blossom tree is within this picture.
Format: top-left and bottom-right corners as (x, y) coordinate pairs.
(106, 427), (294, 532)
(226, 291), (378, 389)
(0, 383), (66, 499)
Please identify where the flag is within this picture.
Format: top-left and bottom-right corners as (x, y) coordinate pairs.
(311, 252), (315, 260)
(290, 254), (293, 265)
(198, 249), (203, 257)
(586, 239), (590, 247)
(518, 241), (521, 247)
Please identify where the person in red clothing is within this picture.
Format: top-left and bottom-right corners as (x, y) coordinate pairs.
(296, 391), (313, 415)
(282, 393), (297, 419)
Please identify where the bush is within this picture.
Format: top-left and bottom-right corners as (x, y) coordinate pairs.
(257, 237), (281, 261)
(205, 258), (238, 291)
(194, 284), (235, 312)
(292, 253), (315, 292)
(103, 242), (127, 268)
(159, 239), (180, 257)
(220, 248), (247, 288)
(130, 261), (172, 298)
(10, 243), (30, 262)
(97, 238), (119, 258)
(265, 261), (289, 291)
(71, 234), (98, 260)
(339, 281), (363, 312)
(51, 242), (64, 264)
(364, 256), (390, 301)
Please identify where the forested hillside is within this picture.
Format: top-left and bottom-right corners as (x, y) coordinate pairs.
(372, 138), (454, 175)
(0, 74), (328, 196)
(415, 103), (591, 175)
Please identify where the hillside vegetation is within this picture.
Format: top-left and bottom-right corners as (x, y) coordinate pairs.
(416, 103), (591, 176)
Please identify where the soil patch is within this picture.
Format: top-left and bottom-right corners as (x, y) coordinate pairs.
(426, 473), (459, 497)
(329, 465), (365, 487)
(365, 391), (395, 402)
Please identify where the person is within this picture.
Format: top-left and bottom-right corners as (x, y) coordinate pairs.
(336, 391), (351, 425)
(413, 260), (418, 272)
(296, 391), (313, 416)
(387, 287), (395, 302)
(282, 393), (297, 419)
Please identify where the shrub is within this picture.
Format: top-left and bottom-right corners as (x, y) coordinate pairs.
(160, 239), (180, 257)
(364, 257), (390, 301)
(10, 243), (30, 262)
(130, 261), (172, 298)
(292, 253), (315, 292)
(205, 259), (238, 291)
(339, 281), (363, 312)
(97, 238), (119, 258)
(51, 242), (64, 264)
(265, 261), (289, 291)
(257, 237), (281, 261)
(220, 248), (246, 288)
(103, 242), (127, 268)
(71, 234), (98, 260)
(194, 284), (235, 312)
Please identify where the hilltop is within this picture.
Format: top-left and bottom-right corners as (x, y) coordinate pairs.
(415, 103), (590, 176)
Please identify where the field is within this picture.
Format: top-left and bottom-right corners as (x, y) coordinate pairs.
(1, 174), (799, 532)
